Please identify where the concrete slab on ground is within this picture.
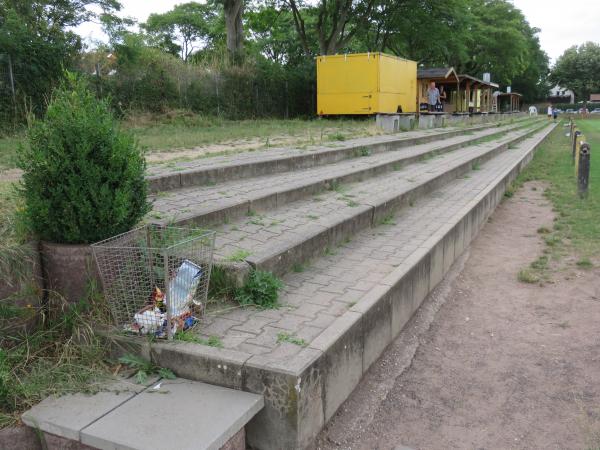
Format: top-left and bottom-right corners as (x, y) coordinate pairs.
(21, 378), (149, 441)
(21, 377), (263, 450)
(81, 379), (263, 450)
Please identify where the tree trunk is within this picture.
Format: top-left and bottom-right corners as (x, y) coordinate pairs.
(224, 0), (244, 56)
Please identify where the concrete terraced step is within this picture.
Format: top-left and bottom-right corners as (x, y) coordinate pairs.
(122, 123), (556, 450)
(150, 119), (540, 227)
(146, 116), (533, 193)
(202, 121), (547, 278)
(22, 376), (263, 450)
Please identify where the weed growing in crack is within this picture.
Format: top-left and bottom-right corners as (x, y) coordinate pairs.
(277, 332), (307, 347)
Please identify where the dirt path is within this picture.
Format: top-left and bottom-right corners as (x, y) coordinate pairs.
(316, 181), (600, 450)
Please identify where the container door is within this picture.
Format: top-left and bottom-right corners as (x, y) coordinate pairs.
(317, 54), (376, 114)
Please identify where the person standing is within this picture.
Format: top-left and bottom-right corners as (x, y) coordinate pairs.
(427, 81), (440, 112)
(547, 104), (553, 118)
(552, 107), (558, 122)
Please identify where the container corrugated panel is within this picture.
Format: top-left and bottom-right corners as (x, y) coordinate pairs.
(316, 52), (417, 115)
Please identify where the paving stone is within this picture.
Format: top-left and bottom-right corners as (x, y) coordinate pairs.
(288, 302), (325, 319)
(220, 331), (256, 348)
(202, 317), (243, 336)
(150, 122), (528, 232)
(231, 315), (277, 334)
(244, 326), (285, 348)
(271, 314), (309, 332)
(295, 325), (326, 343)
(80, 379), (263, 450)
(306, 313), (338, 329)
(145, 123), (550, 369)
(146, 124), (492, 180)
(305, 291), (339, 306)
(21, 378), (151, 441)
(237, 342), (274, 355)
(194, 124), (552, 358)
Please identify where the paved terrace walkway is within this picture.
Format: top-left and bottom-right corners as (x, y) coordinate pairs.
(146, 125), (480, 178)
(190, 127), (550, 363)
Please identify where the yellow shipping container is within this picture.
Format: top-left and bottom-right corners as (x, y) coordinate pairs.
(316, 52), (417, 115)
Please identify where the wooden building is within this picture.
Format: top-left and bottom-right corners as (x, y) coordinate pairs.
(417, 67), (460, 113)
(418, 68), (500, 114)
(493, 92), (522, 113)
(457, 74), (499, 113)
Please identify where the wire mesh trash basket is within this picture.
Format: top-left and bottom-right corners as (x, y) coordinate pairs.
(91, 225), (215, 339)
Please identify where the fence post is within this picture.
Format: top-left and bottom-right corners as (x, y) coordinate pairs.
(570, 120), (574, 138)
(578, 142), (590, 198)
(572, 130), (581, 165)
(7, 54), (16, 105)
(164, 250), (172, 340)
(285, 79), (289, 120)
(215, 74), (220, 116)
(575, 135), (583, 175)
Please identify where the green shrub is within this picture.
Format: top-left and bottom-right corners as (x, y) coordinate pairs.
(17, 74), (150, 244)
(235, 270), (283, 308)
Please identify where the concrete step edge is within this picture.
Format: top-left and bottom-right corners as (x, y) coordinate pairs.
(159, 120), (539, 229)
(216, 123), (549, 279)
(147, 117), (536, 193)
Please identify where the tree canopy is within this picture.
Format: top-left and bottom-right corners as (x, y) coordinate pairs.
(143, 2), (221, 61)
(1, 0), (555, 127)
(550, 42), (600, 101)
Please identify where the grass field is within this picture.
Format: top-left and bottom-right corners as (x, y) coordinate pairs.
(0, 114), (381, 171)
(515, 118), (600, 281)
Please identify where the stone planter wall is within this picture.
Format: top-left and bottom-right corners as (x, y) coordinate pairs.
(40, 242), (101, 305)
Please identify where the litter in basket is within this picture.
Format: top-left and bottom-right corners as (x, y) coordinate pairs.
(91, 225), (215, 339)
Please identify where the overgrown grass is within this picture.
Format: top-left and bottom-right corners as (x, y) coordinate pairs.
(0, 114), (382, 169)
(126, 113), (378, 153)
(276, 332), (307, 347)
(0, 291), (113, 428)
(235, 270), (284, 309)
(225, 248), (251, 262)
(118, 354), (175, 384)
(518, 268), (540, 284)
(0, 181), (27, 245)
(517, 120), (600, 258)
(514, 119), (600, 282)
(174, 331), (223, 348)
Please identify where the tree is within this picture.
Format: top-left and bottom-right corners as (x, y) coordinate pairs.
(220, 0), (244, 56)
(456, 0), (530, 86)
(284, 0), (377, 56)
(550, 42), (600, 101)
(246, 4), (309, 64)
(511, 26), (550, 103)
(144, 2), (219, 61)
(357, 0), (470, 64)
(0, 0), (122, 123)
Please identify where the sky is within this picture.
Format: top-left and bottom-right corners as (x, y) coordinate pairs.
(512, 0), (600, 62)
(74, 0), (600, 64)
